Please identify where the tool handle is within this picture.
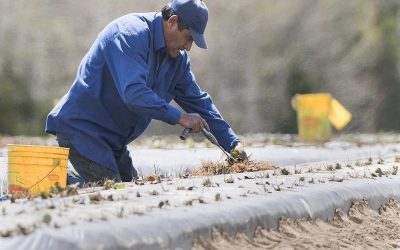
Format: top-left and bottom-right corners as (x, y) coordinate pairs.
(201, 128), (219, 145)
(180, 128), (191, 140)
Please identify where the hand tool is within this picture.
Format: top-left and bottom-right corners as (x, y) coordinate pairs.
(180, 127), (237, 163)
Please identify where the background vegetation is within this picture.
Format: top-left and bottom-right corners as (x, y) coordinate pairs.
(0, 0), (399, 136)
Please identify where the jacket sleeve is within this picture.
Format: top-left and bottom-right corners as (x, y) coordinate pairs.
(101, 32), (181, 125)
(172, 56), (239, 151)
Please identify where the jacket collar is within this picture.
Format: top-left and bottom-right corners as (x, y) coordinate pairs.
(154, 13), (166, 52)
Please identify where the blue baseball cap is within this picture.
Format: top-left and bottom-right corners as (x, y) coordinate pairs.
(171, 0), (208, 49)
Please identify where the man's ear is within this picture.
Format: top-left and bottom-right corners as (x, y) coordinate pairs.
(168, 15), (179, 27)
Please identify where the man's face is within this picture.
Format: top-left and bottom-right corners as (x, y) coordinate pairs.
(164, 15), (193, 58)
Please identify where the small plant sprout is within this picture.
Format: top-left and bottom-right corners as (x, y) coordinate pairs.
(215, 193), (222, 201)
(255, 172), (269, 179)
(158, 200), (169, 209)
(103, 179), (115, 190)
(329, 175), (344, 182)
(184, 198), (204, 206)
(146, 175), (161, 184)
(347, 171), (356, 178)
(100, 214), (108, 221)
(335, 163), (342, 169)
(184, 199), (194, 206)
(202, 178), (213, 187)
(107, 194), (114, 201)
(363, 168), (368, 178)
(326, 165), (334, 171)
(178, 167), (191, 179)
(272, 181), (284, 191)
(149, 190), (159, 196)
(309, 178), (315, 184)
(89, 192), (102, 203)
(377, 158), (385, 165)
(375, 168), (384, 177)
(392, 166), (398, 175)
(281, 168), (290, 175)
(224, 175), (234, 183)
(42, 213), (52, 225)
(117, 207), (124, 218)
(287, 182), (294, 189)
(294, 166), (301, 174)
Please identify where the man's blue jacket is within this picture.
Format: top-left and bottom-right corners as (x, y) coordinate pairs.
(46, 12), (239, 172)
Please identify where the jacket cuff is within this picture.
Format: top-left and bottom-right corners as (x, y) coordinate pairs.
(163, 105), (181, 125)
(226, 138), (240, 152)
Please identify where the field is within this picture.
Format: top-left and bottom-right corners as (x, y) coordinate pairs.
(1, 134), (400, 249)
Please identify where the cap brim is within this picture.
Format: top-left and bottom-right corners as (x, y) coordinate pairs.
(190, 28), (208, 49)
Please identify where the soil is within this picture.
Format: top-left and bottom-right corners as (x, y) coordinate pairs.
(193, 199), (400, 249)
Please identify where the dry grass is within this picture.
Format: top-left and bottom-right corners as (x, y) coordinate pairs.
(192, 160), (274, 176)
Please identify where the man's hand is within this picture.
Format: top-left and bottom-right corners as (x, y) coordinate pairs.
(178, 113), (209, 133)
(230, 142), (248, 162)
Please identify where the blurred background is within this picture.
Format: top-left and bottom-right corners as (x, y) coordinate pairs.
(0, 0), (399, 136)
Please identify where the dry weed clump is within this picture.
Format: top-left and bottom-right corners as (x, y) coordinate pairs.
(193, 160), (274, 176)
(145, 175), (161, 184)
(9, 190), (31, 201)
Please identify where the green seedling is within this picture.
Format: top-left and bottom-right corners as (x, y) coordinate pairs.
(113, 183), (125, 189)
(215, 193), (222, 201)
(50, 182), (64, 194)
(42, 213), (52, 224)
